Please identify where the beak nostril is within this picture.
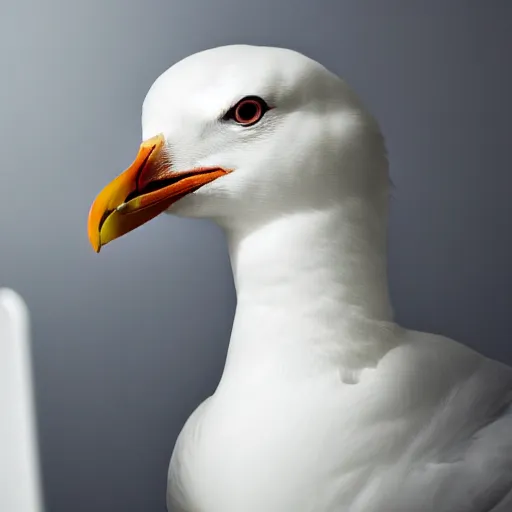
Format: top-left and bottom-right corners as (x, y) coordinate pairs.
(135, 144), (158, 191)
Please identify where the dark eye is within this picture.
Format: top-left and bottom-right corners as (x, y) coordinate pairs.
(223, 96), (269, 126)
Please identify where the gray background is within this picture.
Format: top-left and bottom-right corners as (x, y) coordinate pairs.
(1, 1), (511, 511)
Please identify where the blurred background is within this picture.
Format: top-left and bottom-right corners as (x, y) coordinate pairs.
(1, 1), (511, 511)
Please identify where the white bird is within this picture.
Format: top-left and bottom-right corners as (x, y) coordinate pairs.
(87, 45), (512, 512)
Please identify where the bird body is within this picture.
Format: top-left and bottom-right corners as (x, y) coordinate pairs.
(167, 206), (512, 512)
(88, 45), (512, 512)
(170, 332), (512, 512)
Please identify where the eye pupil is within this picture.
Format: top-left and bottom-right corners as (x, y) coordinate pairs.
(236, 101), (259, 123)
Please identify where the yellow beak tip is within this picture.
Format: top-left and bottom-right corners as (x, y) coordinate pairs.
(87, 227), (102, 253)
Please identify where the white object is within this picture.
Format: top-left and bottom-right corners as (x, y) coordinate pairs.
(133, 45), (512, 511)
(0, 289), (44, 512)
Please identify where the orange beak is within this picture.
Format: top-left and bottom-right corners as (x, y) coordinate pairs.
(87, 133), (230, 253)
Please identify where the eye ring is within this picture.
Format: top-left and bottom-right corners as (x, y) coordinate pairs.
(223, 96), (269, 126)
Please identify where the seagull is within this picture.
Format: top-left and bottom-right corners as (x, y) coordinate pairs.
(87, 45), (512, 512)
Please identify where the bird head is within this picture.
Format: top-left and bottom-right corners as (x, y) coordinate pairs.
(88, 44), (387, 252)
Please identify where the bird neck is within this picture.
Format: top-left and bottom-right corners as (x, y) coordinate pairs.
(219, 201), (399, 385)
